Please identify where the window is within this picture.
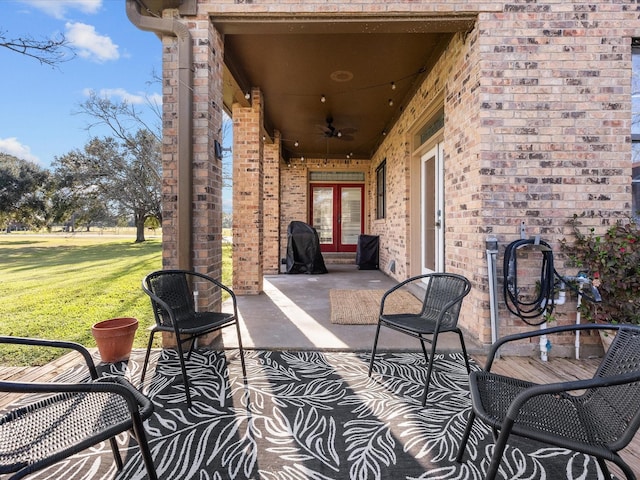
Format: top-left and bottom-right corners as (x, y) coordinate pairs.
(633, 41), (640, 220)
(376, 159), (386, 219)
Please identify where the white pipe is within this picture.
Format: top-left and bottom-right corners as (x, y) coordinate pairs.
(575, 284), (583, 359)
(555, 275), (592, 360)
(486, 237), (500, 359)
(540, 323), (548, 362)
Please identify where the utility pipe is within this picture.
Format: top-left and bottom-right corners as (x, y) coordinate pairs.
(126, 0), (193, 270)
(486, 236), (500, 359)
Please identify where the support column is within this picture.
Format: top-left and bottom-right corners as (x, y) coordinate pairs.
(232, 88), (264, 294)
(263, 131), (282, 274)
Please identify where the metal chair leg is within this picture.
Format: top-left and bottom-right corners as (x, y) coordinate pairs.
(457, 329), (471, 374)
(368, 322), (382, 376)
(235, 320), (247, 377)
(108, 437), (124, 470)
(140, 332), (156, 385)
(455, 410), (476, 463)
(131, 412), (159, 480)
(174, 338), (192, 407)
(485, 421), (514, 480)
(420, 334), (438, 406)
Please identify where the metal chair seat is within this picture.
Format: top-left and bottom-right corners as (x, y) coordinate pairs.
(151, 311), (236, 335)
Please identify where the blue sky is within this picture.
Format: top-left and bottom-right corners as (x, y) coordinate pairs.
(0, 0), (162, 168)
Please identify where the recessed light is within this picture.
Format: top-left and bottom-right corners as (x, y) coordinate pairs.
(330, 70), (354, 82)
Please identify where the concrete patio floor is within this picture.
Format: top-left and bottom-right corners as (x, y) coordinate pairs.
(222, 263), (484, 354)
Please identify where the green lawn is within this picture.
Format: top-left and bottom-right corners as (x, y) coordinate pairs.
(0, 233), (231, 365)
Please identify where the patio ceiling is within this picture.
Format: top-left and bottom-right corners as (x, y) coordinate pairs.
(138, 1), (475, 161)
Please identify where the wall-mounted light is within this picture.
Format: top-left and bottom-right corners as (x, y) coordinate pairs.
(320, 94), (326, 103)
(391, 82), (396, 90)
(294, 140), (299, 147)
(388, 99), (394, 107)
(244, 91), (251, 100)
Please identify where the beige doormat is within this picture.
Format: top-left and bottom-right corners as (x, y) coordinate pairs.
(329, 289), (422, 325)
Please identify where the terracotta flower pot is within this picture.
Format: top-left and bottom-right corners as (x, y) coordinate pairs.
(91, 317), (139, 363)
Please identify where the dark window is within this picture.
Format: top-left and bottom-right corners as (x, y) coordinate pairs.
(376, 159), (386, 219)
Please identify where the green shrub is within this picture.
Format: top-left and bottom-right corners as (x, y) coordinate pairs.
(561, 215), (640, 324)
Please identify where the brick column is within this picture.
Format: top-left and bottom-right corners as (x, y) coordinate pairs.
(232, 88), (264, 294)
(159, 23), (180, 270)
(263, 131), (281, 274)
(161, 16), (225, 347)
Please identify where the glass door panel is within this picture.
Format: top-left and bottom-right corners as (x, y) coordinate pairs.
(341, 187), (362, 245)
(312, 187), (334, 247)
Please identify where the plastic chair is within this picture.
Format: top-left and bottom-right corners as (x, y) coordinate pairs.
(368, 272), (472, 406)
(141, 269), (246, 407)
(0, 336), (157, 480)
(456, 324), (640, 480)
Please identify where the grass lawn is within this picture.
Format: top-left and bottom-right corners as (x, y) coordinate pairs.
(0, 233), (232, 365)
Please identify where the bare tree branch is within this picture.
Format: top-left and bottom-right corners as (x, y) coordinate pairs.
(0, 30), (75, 67)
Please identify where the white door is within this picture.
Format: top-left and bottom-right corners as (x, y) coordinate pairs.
(421, 144), (444, 274)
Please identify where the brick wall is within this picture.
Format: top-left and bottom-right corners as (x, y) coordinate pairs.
(232, 88), (264, 294)
(263, 132), (281, 274)
(162, 0), (639, 350)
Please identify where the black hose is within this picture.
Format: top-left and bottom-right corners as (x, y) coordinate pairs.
(503, 238), (556, 326)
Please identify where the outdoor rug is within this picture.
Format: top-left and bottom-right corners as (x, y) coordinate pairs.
(329, 289), (422, 324)
(7, 349), (616, 479)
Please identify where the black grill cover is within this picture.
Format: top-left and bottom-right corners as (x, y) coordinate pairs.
(356, 234), (379, 270)
(285, 221), (328, 274)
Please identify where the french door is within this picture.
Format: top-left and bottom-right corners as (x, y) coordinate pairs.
(310, 184), (363, 252)
(421, 144), (444, 273)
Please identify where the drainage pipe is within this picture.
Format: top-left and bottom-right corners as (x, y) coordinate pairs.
(486, 236), (500, 358)
(126, 0), (193, 270)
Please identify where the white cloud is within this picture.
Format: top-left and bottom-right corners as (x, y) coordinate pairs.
(83, 88), (162, 106)
(21, 0), (102, 20)
(65, 22), (119, 63)
(0, 138), (40, 164)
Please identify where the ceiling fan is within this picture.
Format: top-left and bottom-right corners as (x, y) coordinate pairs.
(318, 116), (356, 141)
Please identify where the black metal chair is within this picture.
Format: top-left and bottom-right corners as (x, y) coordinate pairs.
(0, 336), (157, 480)
(456, 324), (640, 480)
(368, 272), (472, 406)
(141, 269), (246, 407)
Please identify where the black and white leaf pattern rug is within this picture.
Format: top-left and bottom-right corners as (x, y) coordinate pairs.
(15, 350), (614, 479)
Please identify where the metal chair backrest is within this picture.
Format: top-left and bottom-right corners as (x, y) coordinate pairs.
(145, 271), (195, 327)
(419, 273), (471, 329)
(590, 326), (640, 450)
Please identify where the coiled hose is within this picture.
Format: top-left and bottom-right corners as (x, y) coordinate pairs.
(503, 238), (557, 326)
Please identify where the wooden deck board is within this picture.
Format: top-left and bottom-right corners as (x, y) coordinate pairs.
(0, 352), (638, 477)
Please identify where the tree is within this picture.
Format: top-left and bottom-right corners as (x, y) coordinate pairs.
(53, 131), (161, 242)
(0, 154), (49, 231)
(0, 29), (74, 66)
